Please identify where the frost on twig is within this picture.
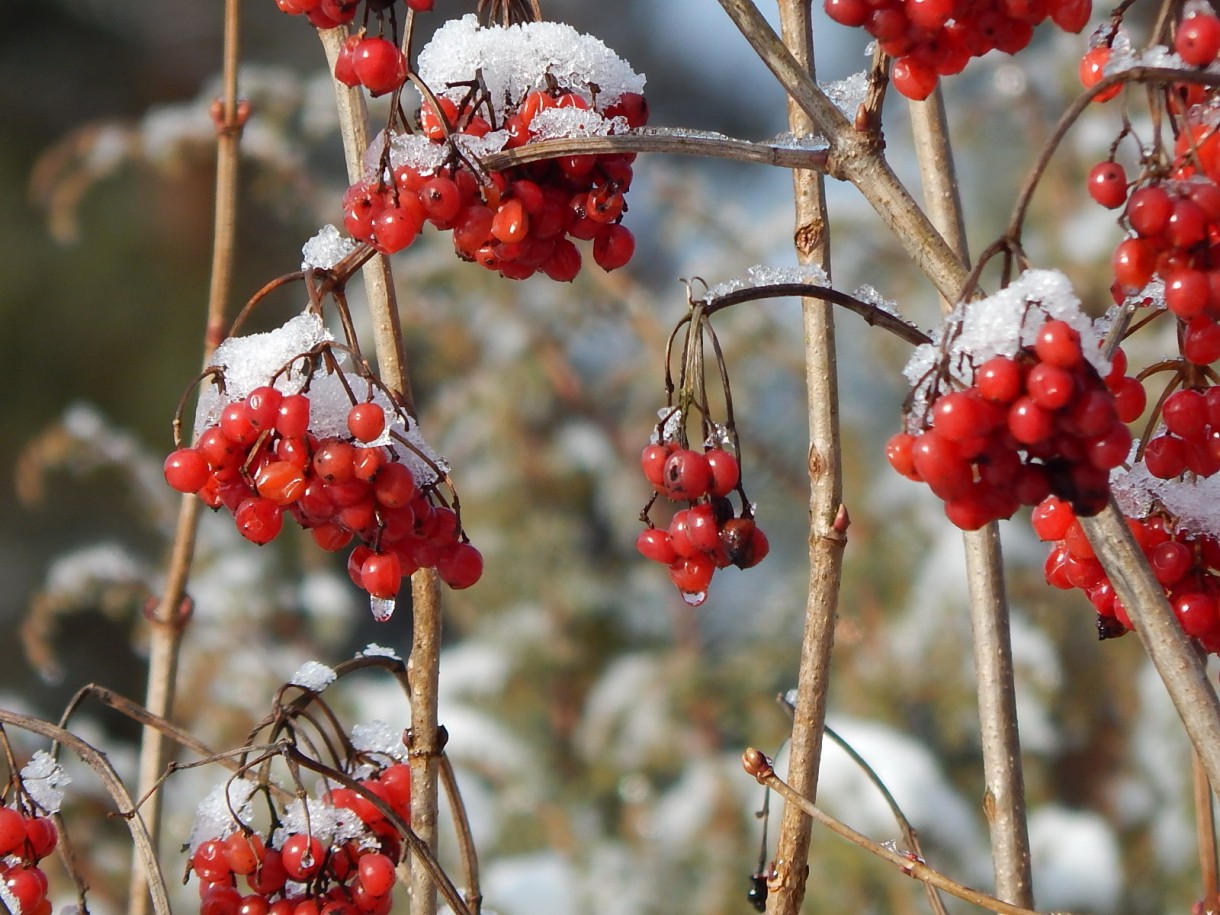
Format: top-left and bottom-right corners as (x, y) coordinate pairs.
(289, 660), (338, 693)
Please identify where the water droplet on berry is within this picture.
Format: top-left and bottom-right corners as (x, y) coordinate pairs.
(680, 590), (707, 607)
(370, 596), (396, 622)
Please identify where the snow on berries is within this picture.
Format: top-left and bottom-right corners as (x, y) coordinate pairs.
(163, 309), (483, 617)
(344, 13), (647, 279)
(823, 0), (1093, 100)
(892, 270), (1128, 530)
(189, 748), (412, 915)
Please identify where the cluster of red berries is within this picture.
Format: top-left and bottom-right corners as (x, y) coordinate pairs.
(824, 0), (1091, 100)
(1082, 9), (1220, 104)
(1142, 385), (1220, 480)
(164, 383), (482, 610)
(335, 34), (408, 98)
(1036, 495), (1220, 650)
(344, 84), (646, 278)
(272, 0), (432, 33)
(0, 806), (58, 915)
(636, 442), (769, 604)
(193, 763), (411, 915)
(888, 318), (1131, 530)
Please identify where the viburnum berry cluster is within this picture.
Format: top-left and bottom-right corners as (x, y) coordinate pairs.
(163, 311), (482, 618)
(636, 298), (772, 605)
(889, 270), (1129, 530)
(191, 762), (411, 915)
(637, 435), (769, 605)
(1036, 495), (1220, 648)
(342, 14), (647, 279)
(1023, 1), (1220, 656)
(0, 805), (58, 915)
(824, 0), (1092, 100)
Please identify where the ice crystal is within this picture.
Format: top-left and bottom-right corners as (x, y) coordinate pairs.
(189, 778), (258, 852)
(273, 796), (367, 849)
(822, 71), (868, 118)
(289, 660), (337, 692)
(358, 643), (402, 661)
(852, 283), (901, 317)
(701, 263), (830, 302)
(350, 720), (407, 761)
(301, 224), (357, 271)
(1111, 460), (1220, 538)
(21, 750), (70, 814)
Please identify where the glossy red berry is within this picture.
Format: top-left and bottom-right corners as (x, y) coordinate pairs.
(165, 448), (211, 493)
(1087, 161), (1127, 209)
(1176, 14), (1220, 67)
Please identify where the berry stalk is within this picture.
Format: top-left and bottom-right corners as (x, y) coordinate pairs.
(762, 4), (843, 915)
(130, 0), (245, 911)
(911, 88), (1033, 910)
(318, 23), (443, 915)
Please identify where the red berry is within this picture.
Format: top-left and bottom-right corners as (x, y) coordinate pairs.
(976, 356), (1023, 403)
(419, 176), (462, 224)
(234, 497), (284, 545)
(1079, 46), (1121, 102)
(1033, 320), (1082, 368)
(165, 448), (211, 493)
(491, 199), (529, 244)
(347, 402), (387, 443)
(281, 834), (325, 881)
(361, 551), (402, 599)
(1087, 161), (1127, 209)
(592, 224), (635, 271)
(314, 440), (357, 484)
(704, 448), (741, 496)
(661, 449), (713, 500)
(277, 394), (312, 438)
(372, 461), (416, 508)
(667, 553), (715, 596)
(352, 37), (407, 96)
(0, 808), (25, 857)
(637, 528), (678, 564)
(436, 542), (483, 590)
(824, 0), (870, 26)
(1176, 14), (1220, 67)
(1126, 185), (1174, 237)
(357, 853), (397, 897)
(891, 56), (938, 101)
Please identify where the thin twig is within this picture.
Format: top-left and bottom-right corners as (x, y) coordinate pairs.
(742, 749), (1078, 915)
(701, 282), (929, 346)
(130, 0), (244, 910)
(440, 755), (483, 914)
(1195, 750), (1219, 913)
(764, 3), (844, 913)
(478, 129), (828, 172)
(911, 87), (1033, 909)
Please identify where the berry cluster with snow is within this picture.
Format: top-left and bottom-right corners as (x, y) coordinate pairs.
(342, 14), (648, 280)
(163, 310), (483, 619)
